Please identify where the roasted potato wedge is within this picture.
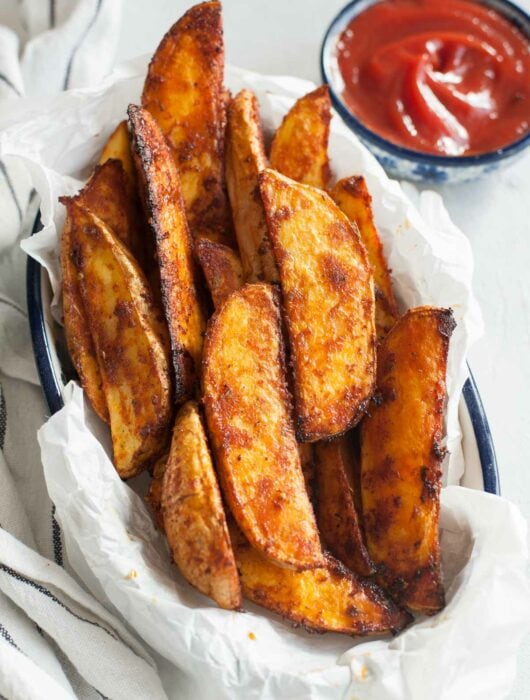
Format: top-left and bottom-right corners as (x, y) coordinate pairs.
(145, 451), (169, 532)
(195, 238), (243, 308)
(315, 436), (374, 577)
(330, 176), (399, 341)
(203, 283), (323, 570)
(225, 90), (278, 282)
(141, 1), (232, 246)
(162, 401), (242, 610)
(269, 86), (331, 189)
(260, 169), (376, 442)
(298, 442), (315, 499)
(129, 105), (206, 403)
(361, 306), (455, 614)
(72, 159), (146, 274)
(60, 210), (109, 423)
(68, 201), (172, 478)
(99, 120), (135, 183)
(233, 529), (410, 635)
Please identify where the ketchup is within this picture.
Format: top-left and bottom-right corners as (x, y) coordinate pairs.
(336, 0), (530, 155)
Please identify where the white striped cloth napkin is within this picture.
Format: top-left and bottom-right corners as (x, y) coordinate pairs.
(0, 2), (168, 698)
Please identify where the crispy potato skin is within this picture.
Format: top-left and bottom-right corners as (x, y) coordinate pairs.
(145, 451), (169, 532)
(141, 1), (232, 246)
(315, 436), (374, 577)
(99, 120), (136, 183)
(330, 177), (399, 341)
(60, 211), (109, 423)
(129, 105), (206, 403)
(195, 238), (243, 308)
(233, 530), (410, 635)
(202, 283), (323, 570)
(162, 402), (242, 610)
(68, 202), (172, 478)
(260, 169), (376, 442)
(72, 159), (146, 277)
(361, 306), (455, 614)
(269, 86), (331, 189)
(225, 90), (278, 282)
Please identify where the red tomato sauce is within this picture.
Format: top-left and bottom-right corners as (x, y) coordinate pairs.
(336, 0), (530, 155)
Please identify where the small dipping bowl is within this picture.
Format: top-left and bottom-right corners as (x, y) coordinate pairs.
(321, 0), (530, 183)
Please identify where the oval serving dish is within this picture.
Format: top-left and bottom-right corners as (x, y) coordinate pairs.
(321, 0), (530, 183)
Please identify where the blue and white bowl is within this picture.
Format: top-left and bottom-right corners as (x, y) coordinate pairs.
(321, 0), (530, 183)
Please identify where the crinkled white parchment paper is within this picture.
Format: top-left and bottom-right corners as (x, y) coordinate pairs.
(0, 59), (527, 698)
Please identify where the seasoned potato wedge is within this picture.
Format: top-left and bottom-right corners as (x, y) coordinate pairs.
(68, 202), (172, 478)
(141, 1), (232, 245)
(129, 105), (206, 402)
(233, 529), (410, 635)
(203, 283), (323, 570)
(145, 451), (169, 532)
(60, 211), (108, 423)
(72, 159), (145, 273)
(260, 169), (376, 442)
(269, 86), (331, 189)
(195, 238), (243, 308)
(162, 402), (242, 610)
(99, 120), (135, 183)
(315, 436), (374, 577)
(361, 306), (455, 614)
(330, 176), (398, 341)
(225, 90), (278, 282)
(298, 442), (315, 499)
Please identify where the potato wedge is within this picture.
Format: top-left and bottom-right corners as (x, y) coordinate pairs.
(315, 436), (374, 577)
(233, 529), (410, 635)
(330, 176), (398, 341)
(145, 451), (169, 532)
(225, 90), (278, 282)
(269, 86), (331, 189)
(60, 210), (108, 423)
(141, 1), (232, 246)
(195, 238), (243, 308)
(68, 201), (172, 478)
(361, 306), (455, 614)
(129, 105), (206, 403)
(162, 401), (242, 610)
(99, 120), (135, 183)
(259, 169), (376, 442)
(202, 283), (323, 570)
(72, 159), (146, 274)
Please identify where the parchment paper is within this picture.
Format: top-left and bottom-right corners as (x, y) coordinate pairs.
(0, 59), (526, 698)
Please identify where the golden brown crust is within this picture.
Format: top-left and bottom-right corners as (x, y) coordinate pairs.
(141, 1), (233, 246)
(98, 120), (136, 183)
(202, 283), (323, 570)
(315, 436), (374, 577)
(360, 306), (455, 614)
(259, 168), (376, 442)
(233, 529), (411, 635)
(330, 176), (399, 341)
(60, 210), (109, 423)
(145, 451), (169, 532)
(162, 401), (242, 610)
(67, 201), (173, 478)
(72, 159), (146, 277)
(129, 105), (206, 403)
(195, 238), (243, 308)
(225, 90), (278, 282)
(269, 85), (331, 189)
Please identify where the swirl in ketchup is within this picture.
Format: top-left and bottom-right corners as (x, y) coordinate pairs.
(336, 0), (530, 155)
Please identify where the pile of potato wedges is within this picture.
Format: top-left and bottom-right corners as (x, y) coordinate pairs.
(60, 1), (455, 635)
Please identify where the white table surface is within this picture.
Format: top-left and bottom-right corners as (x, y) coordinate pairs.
(80, 0), (530, 696)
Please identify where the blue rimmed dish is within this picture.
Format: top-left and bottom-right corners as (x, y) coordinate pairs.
(26, 216), (500, 495)
(321, 0), (530, 183)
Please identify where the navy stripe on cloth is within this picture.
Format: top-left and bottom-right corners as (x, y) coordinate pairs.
(0, 564), (119, 642)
